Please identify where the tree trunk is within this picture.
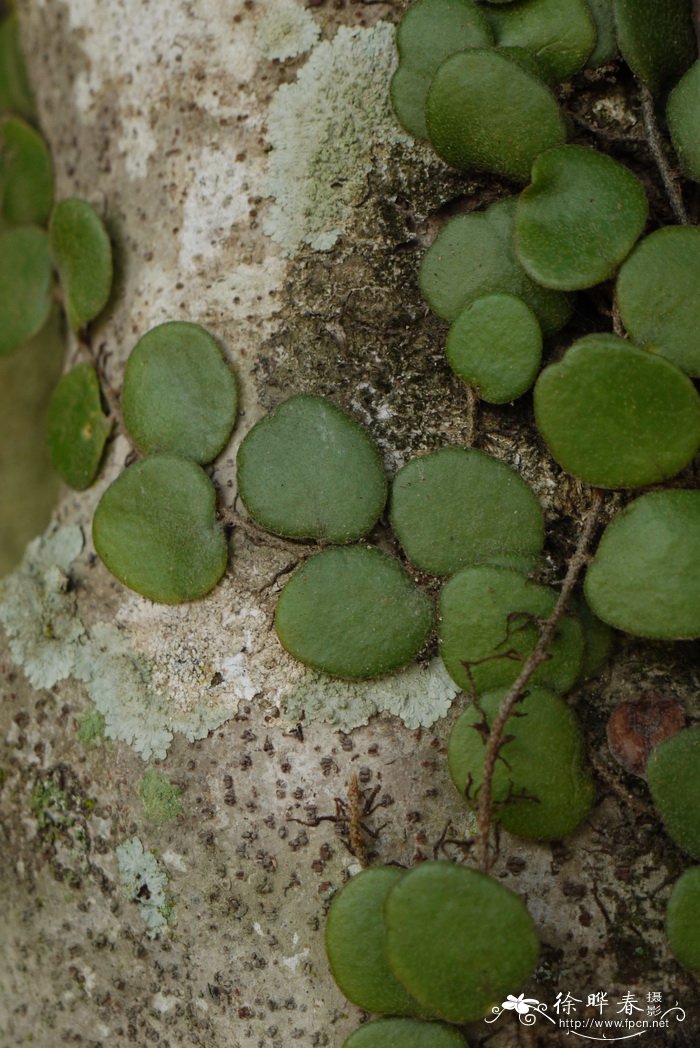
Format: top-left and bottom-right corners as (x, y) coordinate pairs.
(1, 3), (697, 1047)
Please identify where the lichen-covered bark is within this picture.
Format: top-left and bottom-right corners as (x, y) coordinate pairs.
(1, 2), (698, 1046)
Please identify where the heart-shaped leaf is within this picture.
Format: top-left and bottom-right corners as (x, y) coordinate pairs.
(93, 455), (228, 604)
(384, 862), (539, 1023)
(237, 395), (386, 543)
(425, 47), (566, 180)
(46, 364), (112, 490)
(486, 0), (596, 81)
(667, 60), (700, 182)
(584, 490), (700, 639)
(391, 0), (493, 139)
(448, 686), (595, 839)
(613, 0), (695, 96)
(647, 727), (700, 859)
(0, 116), (53, 226)
(420, 196), (572, 333)
(122, 321), (237, 464)
(275, 546), (434, 679)
(666, 868), (700, 971)
(514, 145), (648, 290)
(344, 1019), (468, 1048)
(439, 565), (584, 693)
(616, 226), (700, 377)
(534, 335), (700, 487)
(445, 292), (542, 403)
(390, 446), (544, 577)
(0, 226), (52, 356)
(325, 867), (420, 1015)
(49, 198), (113, 331)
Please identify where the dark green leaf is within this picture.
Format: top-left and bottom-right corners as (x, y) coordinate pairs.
(49, 198), (113, 331)
(486, 0), (596, 81)
(613, 0), (695, 95)
(0, 226), (52, 356)
(46, 363), (112, 490)
(0, 116), (53, 226)
(647, 727), (700, 859)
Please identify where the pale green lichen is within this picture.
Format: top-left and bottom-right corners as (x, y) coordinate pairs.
(116, 836), (172, 938)
(77, 708), (106, 745)
(263, 23), (407, 255)
(138, 769), (183, 824)
(256, 0), (319, 62)
(283, 657), (460, 732)
(0, 524), (85, 689)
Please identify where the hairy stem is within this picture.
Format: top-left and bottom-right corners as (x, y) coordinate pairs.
(640, 84), (689, 226)
(475, 491), (605, 871)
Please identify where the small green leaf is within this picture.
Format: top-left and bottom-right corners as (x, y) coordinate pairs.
(46, 363), (112, 490)
(666, 868), (700, 971)
(613, 0), (695, 96)
(514, 145), (648, 290)
(425, 47), (566, 180)
(448, 687), (595, 839)
(93, 455), (228, 604)
(0, 14), (35, 118)
(237, 395), (386, 543)
(575, 594), (613, 680)
(439, 565), (584, 693)
(275, 546), (434, 679)
(49, 198), (113, 331)
(0, 116), (53, 226)
(584, 490), (700, 639)
(667, 61), (700, 182)
(486, 0), (596, 81)
(534, 335), (700, 488)
(390, 0), (493, 139)
(390, 446), (544, 577)
(325, 867), (420, 1016)
(420, 196), (572, 333)
(344, 1019), (468, 1048)
(0, 226), (52, 356)
(584, 0), (618, 65)
(384, 862), (539, 1023)
(445, 292), (542, 403)
(647, 727), (700, 859)
(616, 226), (700, 377)
(122, 321), (237, 464)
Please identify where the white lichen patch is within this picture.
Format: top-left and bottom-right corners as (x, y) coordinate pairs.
(0, 524), (85, 689)
(256, 0), (319, 62)
(116, 837), (171, 938)
(179, 149), (254, 273)
(283, 657), (460, 731)
(263, 23), (406, 255)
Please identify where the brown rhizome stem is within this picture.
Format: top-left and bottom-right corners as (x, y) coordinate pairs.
(475, 489), (605, 872)
(639, 83), (689, 226)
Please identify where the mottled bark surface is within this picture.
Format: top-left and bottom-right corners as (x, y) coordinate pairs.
(1, 3), (699, 1047)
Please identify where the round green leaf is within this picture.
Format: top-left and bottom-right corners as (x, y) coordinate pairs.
(325, 868), (420, 1016)
(384, 862), (539, 1023)
(667, 61), (700, 182)
(46, 364), (112, 491)
(666, 868), (700, 971)
(391, 0), (493, 139)
(0, 14), (35, 119)
(237, 395), (386, 543)
(0, 116), (53, 226)
(344, 1019), (467, 1048)
(514, 145), (648, 290)
(0, 226), (52, 356)
(420, 196), (572, 333)
(584, 0), (618, 65)
(122, 321), (237, 464)
(49, 198), (113, 331)
(647, 727), (700, 859)
(448, 687), (595, 840)
(445, 292), (542, 403)
(613, 0), (695, 96)
(584, 490), (700, 639)
(425, 47), (566, 181)
(93, 455), (228, 604)
(616, 226), (700, 377)
(486, 0), (596, 81)
(534, 335), (700, 488)
(439, 565), (584, 694)
(390, 446), (544, 577)
(275, 546), (434, 679)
